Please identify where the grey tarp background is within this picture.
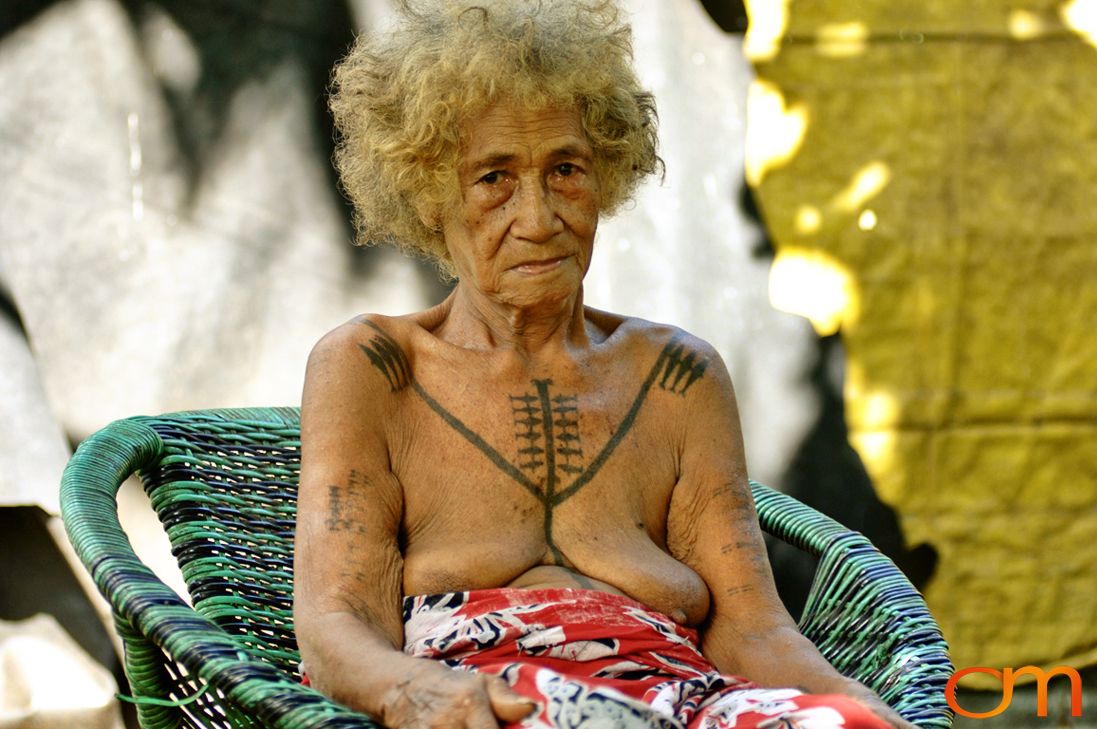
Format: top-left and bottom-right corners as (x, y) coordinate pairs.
(0, 0), (818, 514)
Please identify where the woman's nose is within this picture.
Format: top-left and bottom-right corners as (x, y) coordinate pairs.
(511, 182), (564, 242)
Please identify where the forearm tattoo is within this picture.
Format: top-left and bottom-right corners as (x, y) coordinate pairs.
(355, 319), (709, 564)
(325, 469), (368, 534)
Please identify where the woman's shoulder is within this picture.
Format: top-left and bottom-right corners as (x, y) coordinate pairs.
(311, 312), (411, 356)
(586, 310), (731, 402)
(586, 307), (720, 359)
(306, 312), (420, 393)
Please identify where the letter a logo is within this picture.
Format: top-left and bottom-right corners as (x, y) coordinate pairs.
(946, 667), (1013, 719)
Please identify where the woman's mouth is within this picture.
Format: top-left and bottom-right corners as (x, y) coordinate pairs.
(512, 256), (568, 275)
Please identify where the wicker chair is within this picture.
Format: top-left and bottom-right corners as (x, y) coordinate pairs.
(60, 408), (953, 728)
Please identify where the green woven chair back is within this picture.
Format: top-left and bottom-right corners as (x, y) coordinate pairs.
(61, 408), (953, 728)
(147, 409), (303, 675)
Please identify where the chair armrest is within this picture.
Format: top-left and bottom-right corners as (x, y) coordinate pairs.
(61, 418), (381, 728)
(751, 481), (954, 729)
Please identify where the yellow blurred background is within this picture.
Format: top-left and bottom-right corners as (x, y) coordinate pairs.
(745, 0), (1097, 687)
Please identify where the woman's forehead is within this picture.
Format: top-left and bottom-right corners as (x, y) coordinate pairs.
(460, 103), (591, 165)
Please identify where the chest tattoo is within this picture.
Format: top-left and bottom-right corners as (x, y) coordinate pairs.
(511, 380), (584, 482)
(356, 319), (708, 564)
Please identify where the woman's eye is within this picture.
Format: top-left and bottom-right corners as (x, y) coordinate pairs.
(556, 163), (576, 177)
(479, 171), (502, 185)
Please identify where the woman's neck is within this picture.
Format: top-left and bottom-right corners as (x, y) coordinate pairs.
(432, 283), (591, 361)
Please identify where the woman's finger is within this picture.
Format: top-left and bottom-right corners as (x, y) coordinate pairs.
(484, 676), (537, 723)
(463, 699), (505, 729)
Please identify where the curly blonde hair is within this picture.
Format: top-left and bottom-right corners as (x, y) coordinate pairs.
(329, 0), (661, 277)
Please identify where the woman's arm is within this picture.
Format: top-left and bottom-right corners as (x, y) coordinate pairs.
(664, 336), (915, 729)
(293, 321), (532, 728)
(294, 321), (415, 713)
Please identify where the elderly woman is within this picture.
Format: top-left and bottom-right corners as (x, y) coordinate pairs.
(294, 2), (914, 728)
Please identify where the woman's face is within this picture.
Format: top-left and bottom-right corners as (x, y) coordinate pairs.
(442, 103), (601, 309)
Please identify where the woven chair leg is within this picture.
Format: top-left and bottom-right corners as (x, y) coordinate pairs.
(115, 613), (183, 729)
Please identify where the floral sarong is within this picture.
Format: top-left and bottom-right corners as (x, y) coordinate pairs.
(402, 588), (891, 728)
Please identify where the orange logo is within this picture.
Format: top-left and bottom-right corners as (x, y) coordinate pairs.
(945, 666), (1083, 719)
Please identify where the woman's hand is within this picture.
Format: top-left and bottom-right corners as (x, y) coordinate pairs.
(844, 686), (920, 729)
(862, 702), (920, 729)
(380, 660), (536, 729)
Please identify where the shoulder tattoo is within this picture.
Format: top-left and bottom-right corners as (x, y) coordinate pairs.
(356, 319), (411, 392)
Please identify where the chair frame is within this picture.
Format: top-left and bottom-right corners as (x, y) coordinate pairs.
(61, 408), (953, 728)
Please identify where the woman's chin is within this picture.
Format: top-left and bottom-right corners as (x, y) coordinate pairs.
(501, 282), (582, 311)
(497, 262), (583, 306)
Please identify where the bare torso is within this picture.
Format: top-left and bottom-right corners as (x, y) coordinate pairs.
(362, 307), (711, 625)
(293, 94), (907, 729)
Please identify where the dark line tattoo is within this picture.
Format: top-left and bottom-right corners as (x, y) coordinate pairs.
(552, 392), (583, 475)
(506, 380), (586, 566)
(413, 381), (542, 499)
(551, 335), (687, 504)
(724, 585), (756, 598)
(720, 541), (753, 556)
(535, 380), (561, 564)
(535, 380), (559, 500)
(325, 485), (349, 531)
(509, 383), (584, 484)
(658, 340), (708, 395)
(325, 469), (367, 534)
(357, 321), (411, 392)
(510, 393), (545, 471)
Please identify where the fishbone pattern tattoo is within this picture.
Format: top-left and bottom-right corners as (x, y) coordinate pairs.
(510, 384), (583, 477)
(356, 319), (708, 564)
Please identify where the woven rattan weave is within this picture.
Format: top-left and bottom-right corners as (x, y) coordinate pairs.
(60, 408), (953, 728)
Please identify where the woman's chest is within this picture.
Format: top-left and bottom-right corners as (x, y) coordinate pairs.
(387, 370), (709, 623)
(390, 374), (682, 543)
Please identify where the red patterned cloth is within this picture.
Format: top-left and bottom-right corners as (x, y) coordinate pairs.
(401, 588), (891, 728)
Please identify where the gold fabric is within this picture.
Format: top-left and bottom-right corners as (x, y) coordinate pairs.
(745, 0), (1097, 684)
